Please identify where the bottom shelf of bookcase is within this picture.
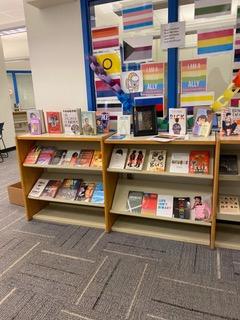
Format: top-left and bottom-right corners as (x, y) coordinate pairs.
(215, 223), (240, 250)
(111, 215), (210, 246)
(33, 203), (105, 229)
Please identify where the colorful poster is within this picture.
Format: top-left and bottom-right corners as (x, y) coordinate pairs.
(195, 0), (232, 19)
(91, 26), (119, 51)
(123, 36), (153, 63)
(181, 58), (207, 93)
(121, 71), (143, 93)
(122, 3), (153, 31)
(134, 96), (164, 116)
(95, 51), (121, 75)
(197, 28), (234, 55)
(141, 62), (164, 95)
(95, 77), (120, 99)
(233, 33), (240, 77)
(180, 92), (214, 107)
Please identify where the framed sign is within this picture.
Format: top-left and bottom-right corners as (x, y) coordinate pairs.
(133, 105), (158, 136)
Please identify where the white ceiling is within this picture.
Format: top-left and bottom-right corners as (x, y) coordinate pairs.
(0, 0), (25, 30)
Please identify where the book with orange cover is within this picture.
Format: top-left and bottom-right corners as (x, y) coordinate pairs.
(77, 150), (94, 167)
(141, 193), (157, 215)
(46, 111), (63, 134)
(189, 150), (210, 174)
(90, 151), (102, 168)
(24, 146), (42, 164)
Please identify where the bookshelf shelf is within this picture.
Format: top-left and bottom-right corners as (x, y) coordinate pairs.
(17, 133), (110, 142)
(219, 174), (240, 181)
(217, 212), (240, 222)
(23, 163), (102, 172)
(216, 223), (240, 250)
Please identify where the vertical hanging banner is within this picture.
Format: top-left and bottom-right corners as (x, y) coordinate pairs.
(91, 26), (119, 51)
(122, 2), (153, 31)
(233, 33), (240, 74)
(141, 62), (164, 95)
(194, 0), (232, 19)
(180, 58), (207, 93)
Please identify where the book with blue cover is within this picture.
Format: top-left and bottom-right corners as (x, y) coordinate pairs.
(91, 182), (104, 204)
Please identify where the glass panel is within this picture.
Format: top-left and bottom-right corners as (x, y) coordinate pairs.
(16, 73), (35, 109)
(7, 74), (15, 109)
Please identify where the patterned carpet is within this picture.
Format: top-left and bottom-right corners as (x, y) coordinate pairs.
(0, 152), (240, 320)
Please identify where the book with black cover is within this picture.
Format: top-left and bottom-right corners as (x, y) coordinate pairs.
(126, 191), (144, 214)
(173, 197), (191, 219)
(219, 155), (238, 175)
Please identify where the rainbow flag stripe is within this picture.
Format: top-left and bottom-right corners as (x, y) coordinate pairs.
(92, 26), (119, 51)
(122, 3), (153, 31)
(197, 28), (233, 55)
(180, 92), (214, 107)
(95, 78), (120, 98)
(181, 58), (207, 93)
(141, 63), (164, 95)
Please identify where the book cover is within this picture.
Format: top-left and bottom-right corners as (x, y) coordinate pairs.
(24, 145), (42, 164)
(141, 193), (158, 215)
(36, 147), (56, 165)
(62, 150), (81, 166)
(192, 108), (213, 137)
(75, 182), (96, 202)
(125, 149), (146, 170)
(29, 178), (49, 198)
(55, 179), (81, 201)
(91, 182), (104, 204)
(219, 195), (240, 214)
(81, 111), (96, 135)
(27, 110), (45, 134)
(109, 148), (128, 169)
(219, 155), (238, 175)
(90, 151), (102, 168)
(173, 197), (191, 219)
(78, 150), (94, 167)
(41, 180), (62, 198)
(189, 151), (210, 174)
(96, 111), (110, 134)
(170, 153), (189, 173)
(191, 195), (212, 221)
(50, 150), (67, 166)
(117, 115), (131, 135)
(221, 107), (240, 136)
(126, 191), (144, 214)
(46, 111), (63, 134)
(146, 150), (167, 172)
(169, 108), (187, 135)
(156, 195), (173, 218)
(62, 109), (82, 135)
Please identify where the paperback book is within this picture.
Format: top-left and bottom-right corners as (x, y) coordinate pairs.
(24, 146), (42, 164)
(191, 195), (212, 221)
(189, 151), (210, 174)
(78, 150), (94, 167)
(192, 108), (213, 137)
(126, 191), (144, 214)
(221, 107), (240, 136)
(81, 111), (96, 135)
(219, 155), (238, 175)
(96, 111), (110, 134)
(109, 148), (128, 169)
(117, 115), (131, 135)
(173, 197), (191, 219)
(75, 182), (95, 202)
(219, 196), (240, 214)
(27, 110), (46, 135)
(46, 111), (63, 134)
(146, 150), (167, 172)
(141, 193), (158, 215)
(170, 153), (189, 174)
(50, 150), (67, 166)
(91, 182), (104, 204)
(62, 109), (82, 134)
(63, 150), (81, 166)
(125, 149), (146, 170)
(41, 180), (62, 198)
(90, 151), (102, 168)
(156, 195), (173, 218)
(29, 179), (49, 198)
(169, 108), (187, 135)
(36, 147), (56, 165)
(55, 179), (81, 201)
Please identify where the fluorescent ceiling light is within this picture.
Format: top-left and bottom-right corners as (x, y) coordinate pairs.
(0, 27), (26, 36)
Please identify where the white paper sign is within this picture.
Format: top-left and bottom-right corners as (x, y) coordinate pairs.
(161, 21), (185, 49)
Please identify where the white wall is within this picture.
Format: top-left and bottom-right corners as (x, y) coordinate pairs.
(23, 0), (87, 110)
(0, 38), (15, 149)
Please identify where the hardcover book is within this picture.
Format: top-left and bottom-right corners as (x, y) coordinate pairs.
(109, 148), (128, 169)
(55, 179), (81, 201)
(41, 180), (62, 198)
(219, 196), (240, 214)
(91, 182), (104, 204)
(125, 149), (146, 170)
(173, 197), (191, 219)
(50, 150), (67, 166)
(219, 155), (238, 175)
(146, 150), (167, 172)
(141, 193), (158, 215)
(90, 151), (102, 168)
(169, 108), (187, 135)
(221, 107), (240, 136)
(24, 146), (42, 164)
(126, 191), (144, 214)
(28, 179), (49, 198)
(75, 182), (95, 202)
(156, 195), (173, 218)
(81, 111), (96, 135)
(78, 150), (94, 167)
(191, 195), (212, 221)
(63, 150), (81, 166)
(27, 109), (46, 134)
(36, 147), (56, 165)
(170, 153), (189, 173)
(62, 109), (82, 134)
(192, 108), (213, 137)
(96, 111), (110, 134)
(117, 115), (131, 135)
(189, 151), (210, 174)
(46, 111), (63, 134)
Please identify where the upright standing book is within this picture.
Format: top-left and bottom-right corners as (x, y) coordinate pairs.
(109, 148), (128, 169)
(24, 146), (42, 164)
(219, 196), (240, 214)
(90, 151), (102, 168)
(91, 182), (104, 204)
(55, 179), (81, 201)
(81, 111), (96, 135)
(192, 108), (213, 137)
(41, 180), (62, 198)
(117, 115), (131, 135)
(173, 197), (191, 219)
(169, 108), (187, 135)
(27, 110), (46, 134)
(221, 107), (240, 136)
(126, 191), (144, 214)
(125, 149), (146, 170)
(29, 179), (49, 198)
(189, 151), (210, 174)
(191, 195), (212, 221)
(96, 111), (110, 133)
(46, 111), (63, 134)
(62, 109), (82, 134)
(170, 153), (189, 173)
(157, 195), (173, 218)
(147, 150), (167, 172)
(219, 154), (238, 175)
(78, 150), (94, 167)
(141, 193), (157, 215)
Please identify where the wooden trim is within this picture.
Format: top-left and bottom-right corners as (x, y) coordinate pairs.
(16, 133), (112, 142)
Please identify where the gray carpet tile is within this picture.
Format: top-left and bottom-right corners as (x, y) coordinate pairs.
(1, 152), (240, 320)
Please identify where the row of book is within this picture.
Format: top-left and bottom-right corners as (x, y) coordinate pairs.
(27, 109), (111, 135)
(109, 148), (210, 174)
(24, 146), (102, 168)
(29, 179), (104, 204)
(126, 191), (212, 221)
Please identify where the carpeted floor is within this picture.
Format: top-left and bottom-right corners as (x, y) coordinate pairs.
(0, 151), (240, 320)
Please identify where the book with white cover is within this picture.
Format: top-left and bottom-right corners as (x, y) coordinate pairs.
(117, 115), (131, 135)
(147, 150), (167, 172)
(169, 108), (187, 135)
(125, 149), (146, 170)
(109, 148), (128, 169)
(170, 152), (189, 173)
(62, 109), (82, 134)
(157, 195), (173, 218)
(29, 179), (49, 198)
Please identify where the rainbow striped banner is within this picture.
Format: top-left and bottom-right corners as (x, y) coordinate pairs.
(181, 58), (207, 93)
(92, 26), (119, 51)
(141, 62), (164, 95)
(195, 0), (232, 19)
(180, 92), (215, 107)
(122, 3), (153, 31)
(197, 28), (234, 55)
